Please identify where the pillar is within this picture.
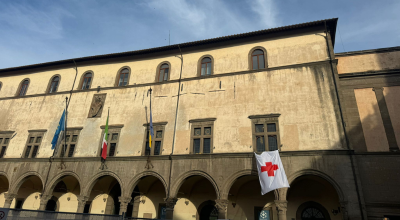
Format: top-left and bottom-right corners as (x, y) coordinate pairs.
(3, 193), (17, 208)
(275, 200), (287, 220)
(76, 196), (89, 213)
(38, 194), (52, 210)
(215, 199), (229, 219)
(131, 195), (140, 218)
(118, 196), (132, 215)
(164, 198), (178, 220)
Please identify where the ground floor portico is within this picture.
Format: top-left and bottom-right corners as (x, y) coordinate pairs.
(0, 151), (365, 219)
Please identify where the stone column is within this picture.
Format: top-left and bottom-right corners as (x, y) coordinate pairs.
(118, 196), (132, 215)
(164, 198), (178, 220)
(76, 196), (89, 213)
(38, 194), (53, 210)
(3, 193), (17, 208)
(275, 200), (288, 220)
(215, 199), (229, 219)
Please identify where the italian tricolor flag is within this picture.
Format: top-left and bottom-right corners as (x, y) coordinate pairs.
(101, 110), (109, 160)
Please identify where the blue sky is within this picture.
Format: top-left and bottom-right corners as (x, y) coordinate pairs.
(0, 0), (399, 69)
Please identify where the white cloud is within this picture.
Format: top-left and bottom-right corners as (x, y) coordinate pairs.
(249, 0), (280, 28)
(0, 3), (73, 39)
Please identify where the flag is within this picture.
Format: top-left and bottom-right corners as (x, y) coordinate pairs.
(254, 150), (289, 195)
(101, 110), (109, 160)
(51, 110), (65, 150)
(149, 98), (154, 148)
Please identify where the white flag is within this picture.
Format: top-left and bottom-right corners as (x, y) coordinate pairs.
(255, 150), (289, 195)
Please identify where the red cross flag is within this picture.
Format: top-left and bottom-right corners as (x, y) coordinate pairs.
(255, 150), (289, 195)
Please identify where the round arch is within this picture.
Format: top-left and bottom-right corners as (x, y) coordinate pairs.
(288, 169), (345, 202)
(44, 171), (82, 195)
(83, 171), (124, 197)
(197, 54), (215, 77)
(114, 66), (131, 87)
(248, 46), (268, 70)
(0, 172), (10, 193)
(15, 78), (30, 96)
(125, 171), (168, 198)
(46, 74), (62, 94)
(77, 70), (94, 90)
(296, 201), (331, 220)
(10, 171), (44, 194)
(220, 169), (258, 199)
(170, 170), (219, 199)
(155, 61), (172, 82)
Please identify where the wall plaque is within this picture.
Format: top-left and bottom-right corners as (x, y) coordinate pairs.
(88, 93), (107, 118)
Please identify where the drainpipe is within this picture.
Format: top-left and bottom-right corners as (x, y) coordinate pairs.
(323, 21), (366, 220)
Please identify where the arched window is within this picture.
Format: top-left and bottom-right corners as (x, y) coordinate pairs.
(0, 82), (2, 91)
(158, 64), (169, 82)
(49, 76), (60, 93)
(252, 49), (265, 70)
(18, 80), (29, 96)
(81, 72), (92, 90)
(301, 207), (325, 219)
(201, 57), (212, 76)
(118, 68), (130, 86)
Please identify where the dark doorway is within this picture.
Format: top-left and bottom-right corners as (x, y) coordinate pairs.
(45, 199), (57, 211)
(296, 201), (330, 220)
(199, 201), (218, 220)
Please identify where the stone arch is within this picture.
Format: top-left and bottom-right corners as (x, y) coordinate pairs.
(10, 171), (44, 194)
(114, 66), (131, 87)
(125, 171), (168, 198)
(288, 169), (345, 202)
(44, 171), (82, 195)
(170, 170), (219, 199)
(77, 70), (94, 90)
(83, 171), (124, 197)
(248, 46), (268, 70)
(46, 74), (62, 94)
(220, 169), (257, 199)
(0, 171), (10, 191)
(296, 201), (331, 220)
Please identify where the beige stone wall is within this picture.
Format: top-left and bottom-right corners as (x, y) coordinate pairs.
(0, 31), (344, 158)
(354, 88), (389, 151)
(336, 51), (400, 74)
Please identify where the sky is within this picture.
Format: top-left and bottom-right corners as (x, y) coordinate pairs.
(0, 0), (399, 69)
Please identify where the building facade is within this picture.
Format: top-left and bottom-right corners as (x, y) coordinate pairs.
(0, 18), (399, 220)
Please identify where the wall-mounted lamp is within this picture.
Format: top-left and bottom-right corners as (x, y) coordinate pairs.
(140, 196), (146, 204)
(232, 202), (236, 208)
(185, 199), (189, 205)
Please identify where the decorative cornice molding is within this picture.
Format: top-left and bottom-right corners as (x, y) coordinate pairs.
(338, 69), (400, 78)
(28, 129), (47, 133)
(143, 122), (168, 126)
(0, 131), (15, 134)
(248, 114), (281, 119)
(189, 118), (217, 123)
(100, 124), (124, 129)
(335, 46), (400, 57)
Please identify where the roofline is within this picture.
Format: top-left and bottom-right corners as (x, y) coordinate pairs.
(335, 46), (400, 57)
(0, 18), (338, 73)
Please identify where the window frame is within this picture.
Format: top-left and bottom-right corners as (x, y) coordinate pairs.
(248, 46), (268, 70)
(197, 55), (214, 77)
(16, 79), (30, 97)
(57, 128), (82, 158)
(99, 125), (124, 157)
(142, 122), (167, 156)
(115, 66), (131, 87)
(189, 118), (216, 154)
(79, 71), (94, 90)
(0, 131), (14, 158)
(155, 62), (171, 82)
(23, 130), (46, 158)
(0, 81), (2, 92)
(47, 75), (61, 94)
(249, 114), (281, 153)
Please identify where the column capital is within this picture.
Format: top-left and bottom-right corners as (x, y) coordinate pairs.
(77, 195), (89, 204)
(119, 196), (132, 215)
(76, 196), (89, 213)
(164, 197), (178, 209)
(118, 196), (132, 204)
(4, 193), (17, 201)
(215, 199), (229, 212)
(275, 200), (288, 212)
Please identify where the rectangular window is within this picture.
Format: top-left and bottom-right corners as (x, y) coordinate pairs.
(23, 130), (45, 158)
(190, 119), (215, 154)
(58, 128), (81, 158)
(142, 122), (166, 156)
(99, 125), (123, 157)
(250, 115), (281, 152)
(0, 132), (13, 158)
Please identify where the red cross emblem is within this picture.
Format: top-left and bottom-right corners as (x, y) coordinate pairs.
(261, 162), (279, 177)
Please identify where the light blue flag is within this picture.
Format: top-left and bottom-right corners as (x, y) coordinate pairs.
(51, 110), (65, 150)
